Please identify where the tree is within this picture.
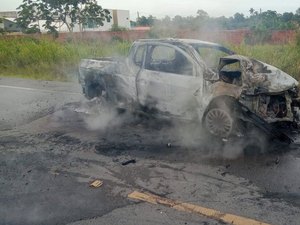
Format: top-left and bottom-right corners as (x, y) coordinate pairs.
(258, 10), (279, 29)
(16, 0), (111, 36)
(196, 9), (209, 20)
(282, 12), (294, 22)
(295, 7), (300, 24)
(136, 15), (156, 26)
(0, 17), (5, 34)
(162, 16), (171, 24)
(249, 8), (255, 15)
(233, 13), (245, 22)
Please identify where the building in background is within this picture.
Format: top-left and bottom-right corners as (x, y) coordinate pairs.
(82, 9), (130, 31)
(0, 9), (130, 33)
(0, 11), (21, 32)
(0, 11), (18, 18)
(0, 17), (21, 32)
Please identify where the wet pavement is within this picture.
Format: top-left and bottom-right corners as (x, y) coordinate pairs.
(0, 77), (299, 225)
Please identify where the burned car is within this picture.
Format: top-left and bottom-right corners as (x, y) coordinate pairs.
(78, 39), (300, 144)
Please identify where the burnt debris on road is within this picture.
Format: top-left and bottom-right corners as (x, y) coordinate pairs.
(1, 76), (300, 225)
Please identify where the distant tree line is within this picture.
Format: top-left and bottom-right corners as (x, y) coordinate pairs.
(134, 8), (300, 31)
(2, 2), (300, 42)
(132, 8), (300, 44)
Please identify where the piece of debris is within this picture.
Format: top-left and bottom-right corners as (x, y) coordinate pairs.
(167, 143), (171, 148)
(225, 164), (231, 169)
(274, 157), (280, 165)
(122, 159), (136, 166)
(221, 172), (227, 177)
(89, 179), (103, 188)
(50, 171), (60, 176)
(50, 169), (60, 176)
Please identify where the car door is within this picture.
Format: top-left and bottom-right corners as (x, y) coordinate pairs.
(137, 43), (203, 118)
(112, 43), (146, 105)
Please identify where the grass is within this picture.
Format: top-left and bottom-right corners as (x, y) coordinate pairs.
(0, 36), (131, 81)
(230, 43), (300, 80)
(0, 36), (300, 81)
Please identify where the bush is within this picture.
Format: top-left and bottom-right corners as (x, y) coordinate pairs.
(244, 28), (272, 45)
(1, 35), (299, 82)
(0, 36), (131, 80)
(296, 31), (300, 47)
(230, 42), (300, 80)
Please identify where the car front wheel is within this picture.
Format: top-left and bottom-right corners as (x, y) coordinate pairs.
(204, 107), (234, 138)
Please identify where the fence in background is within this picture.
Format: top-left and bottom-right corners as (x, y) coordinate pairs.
(3, 29), (298, 44)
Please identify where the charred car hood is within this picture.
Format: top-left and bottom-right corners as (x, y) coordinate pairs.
(220, 55), (298, 94)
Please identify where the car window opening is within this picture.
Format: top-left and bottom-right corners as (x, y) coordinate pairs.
(219, 60), (242, 86)
(145, 45), (193, 76)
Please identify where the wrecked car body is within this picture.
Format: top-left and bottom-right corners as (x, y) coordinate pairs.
(78, 39), (300, 144)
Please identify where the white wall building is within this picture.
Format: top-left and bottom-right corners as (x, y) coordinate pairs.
(82, 9), (130, 31)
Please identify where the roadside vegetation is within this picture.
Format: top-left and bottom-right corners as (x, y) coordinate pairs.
(1, 1), (300, 81)
(0, 37), (131, 81)
(231, 41), (300, 80)
(0, 35), (300, 81)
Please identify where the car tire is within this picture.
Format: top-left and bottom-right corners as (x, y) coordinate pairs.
(204, 107), (234, 138)
(202, 97), (240, 139)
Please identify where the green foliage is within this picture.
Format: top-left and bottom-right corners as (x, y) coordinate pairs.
(1, 36), (300, 82)
(244, 28), (272, 45)
(0, 17), (6, 35)
(230, 42), (300, 80)
(109, 24), (128, 32)
(110, 35), (123, 42)
(197, 10), (209, 20)
(296, 31), (300, 47)
(16, 0), (111, 36)
(23, 25), (41, 34)
(136, 15), (155, 26)
(149, 8), (300, 38)
(0, 36), (131, 80)
(0, 29), (5, 35)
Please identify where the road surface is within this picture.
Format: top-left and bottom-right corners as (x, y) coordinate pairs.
(0, 77), (299, 225)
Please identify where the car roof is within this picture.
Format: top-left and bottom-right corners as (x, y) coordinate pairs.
(136, 38), (220, 46)
(135, 38), (235, 55)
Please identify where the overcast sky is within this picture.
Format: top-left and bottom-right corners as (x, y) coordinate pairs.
(1, 0), (299, 20)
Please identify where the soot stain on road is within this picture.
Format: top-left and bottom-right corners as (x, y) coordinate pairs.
(1, 100), (300, 225)
(0, 136), (131, 225)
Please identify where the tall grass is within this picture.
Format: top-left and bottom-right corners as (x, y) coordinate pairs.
(0, 36), (300, 81)
(230, 43), (300, 80)
(0, 36), (131, 81)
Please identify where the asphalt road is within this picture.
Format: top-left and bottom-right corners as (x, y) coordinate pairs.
(0, 77), (300, 225)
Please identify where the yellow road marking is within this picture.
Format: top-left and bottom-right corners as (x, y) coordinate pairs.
(128, 191), (272, 225)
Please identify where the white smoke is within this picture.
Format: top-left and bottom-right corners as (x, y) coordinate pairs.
(75, 97), (127, 131)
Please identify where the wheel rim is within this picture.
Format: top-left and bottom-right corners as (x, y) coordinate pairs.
(205, 108), (233, 138)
